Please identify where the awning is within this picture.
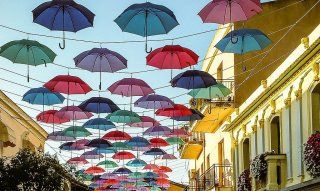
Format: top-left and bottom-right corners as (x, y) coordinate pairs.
(180, 141), (203, 159)
(0, 121), (16, 147)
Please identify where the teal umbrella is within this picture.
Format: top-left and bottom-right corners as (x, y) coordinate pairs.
(62, 126), (92, 137)
(97, 160), (118, 168)
(128, 172), (144, 179)
(0, 39), (56, 81)
(126, 158), (147, 167)
(188, 83), (232, 99)
(166, 137), (185, 145)
(112, 142), (132, 150)
(106, 110), (141, 123)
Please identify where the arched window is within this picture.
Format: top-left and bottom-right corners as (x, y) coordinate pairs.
(242, 138), (250, 170)
(270, 116), (281, 154)
(311, 83), (320, 132)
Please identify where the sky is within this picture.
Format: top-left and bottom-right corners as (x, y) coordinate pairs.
(0, 0), (220, 184)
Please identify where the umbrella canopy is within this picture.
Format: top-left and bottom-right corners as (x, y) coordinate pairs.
(155, 104), (192, 117)
(128, 172), (144, 179)
(143, 164), (159, 171)
(44, 75), (92, 95)
(0, 39), (56, 81)
(166, 128), (190, 138)
(83, 118), (116, 131)
(67, 157), (88, 165)
(198, 0), (262, 24)
(126, 116), (160, 128)
(188, 83), (232, 99)
(143, 126), (172, 136)
(97, 160), (119, 168)
(126, 158), (147, 167)
(85, 166), (105, 175)
(106, 110), (141, 123)
(85, 138), (113, 148)
(112, 142), (132, 151)
(161, 154), (177, 160)
(155, 166), (172, 173)
(149, 138), (169, 147)
(81, 150), (104, 159)
(36, 110), (70, 124)
(102, 130), (132, 141)
(79, 97), (120, 114)
(22, 87), (65, 105)
(215, 28), (272, 54)
(126, 136), (150, 148)
(47, 131), (75, 141)
(62, 126), (92, 137)
(59, 142), (75, 150)
(146, 45), (199, 69)
(144, 172), (158, 179)
(108, 78), (154, 97)
(112, 151), (135, 160)
(56, 106), (93, 120)
(171, 109), (204, 121)
(72, 139), (89, 150)
(134, 94), (174, 109)
(100, 173), (118, 180)
(171, 70), (217, 89)
(165, 137), (185, 145)
(143, 148), (167, 156)
(113, 167), (132, 175)
(93, 148), (117, 154)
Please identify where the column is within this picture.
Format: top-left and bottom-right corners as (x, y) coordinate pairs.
(259, 119), (265, 153)
(283, 98), (293, 179)
(294, 89), (304, 177)
(251, 125), (257, 159)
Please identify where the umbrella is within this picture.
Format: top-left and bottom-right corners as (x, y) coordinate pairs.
(161, 154), (176, 165)
(113, 167), (132, 175)
(155, 166), (172, 173)
(165, 137), (184, 145)
(83, 118), (116, 131)
(126, 137), (150, 148)
(143, 164), (159, 171)
(156, 178), (170, 186)
(143, 126), (172, 136)
(85, 138), (113, 148)
(37, 110), (70, 132)
(97, 160), (119, 168)
(215, 28), (272, 54)
(134, 94), (174, 109)
(171, 70), (217, 89)
(101, 173), (118, 180)
(171, 109), (204, 121)
(144, 172), (158, 179)
(106, 110), (141, 123)
(74, 48), (127, 89)
(85, 166), (105, 175)
(155, 104), (192, 117)
(102, 130), (132, 141)
(112, 151), (135, 160)
(22, 87), (64, 105)
(126, 116), (160, 128)
(67, 157), (88, 165)
(33, 0), (95, 49)
(166, 128), (190, 138)
(0, 39), (56, 81)
(128, 172), (144, 179)
(62, 126), (92, 137)
(108, 78), (154, 97)
(156, 172), (169, 178)
(112, 142), (132, 151)
(126, 158), (147, 167)
(188, 83), (232, 99)
(114, 2), (179, 53)
(149, 138), (169, 147)
(143, 148), (167, 156)
(59, 142), (75, 150)
(79, 97), (120, 113)
(81, 150), (104, 159)
(72, 139), (89, 150)
(146, 45), (199, 69)
(93, 148), (117, 154)
(47, 131), (75, 141)
(198, 0), (262, 24)
(56, 106), (93, 120)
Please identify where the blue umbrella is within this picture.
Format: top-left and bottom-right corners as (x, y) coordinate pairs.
(143, 148), (167, 156)
(113, 167), (132, 175)
(126, 158), (147, 167)
(22, 87), (65, 105)
(114, 2), (179, 53)
(32, 0), (95, 49)
(171, 70), (217, 89)
(93, 148), (117, 154)
(144, 172), (158, 179)
(126, 136), (150, 148)
(79, 97), (120, 113)
(85, 138), (113, 148)
(215, 28), (272, 54)
(82, 118), (116, 131)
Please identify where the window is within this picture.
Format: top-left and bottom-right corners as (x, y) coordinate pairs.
(311, 84), (320, 132)
(242, 138), (250, 170)
(270, 116), (281, 154)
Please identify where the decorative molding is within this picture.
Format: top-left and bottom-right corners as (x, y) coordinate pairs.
(235, 108), (239, 115)
(270, 100), (276, 114)
(312, 61), (319, 81)
(259, 119), (265, 129)
(284, 86), (293, 107)
(241, 124), (246, 136)
(301, 37), (309, 49)
(261, 80), (268, 89)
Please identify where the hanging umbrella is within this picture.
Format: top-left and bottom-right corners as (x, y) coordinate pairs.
(143, 164), (159, 171)
(144, 172), (158, 179)
(171, 109), (204, 121)
(79, 97), (120, 113)
(126, 116), (160, 128)
(74, 48), (127, 89)
(112, 151), (135, 160)
(143, 126), (172, 136)
(56, 106), (93, 120)
(171, 70), (217, 89)
(112, 142), (132, 151)
(146, 45), (199, 69)
(97, 160), (119, 168)
(134, 181), (149, 187)
(85, 166), (105, 175)
(83, 118), (116, 131)
(0, 39), (56, 81)
(85, 138), (113, 148)
(143, 148), (167, 156)
(126, 137), (150, 148)
(165, 137), (184, 145)
(156, 172), (169, 179)
(166, 128), (190, 138)
(58, 142), (75, 150)
(155, 166), (172, 173)
(101, 173), (118, 180)
(126, 158), (147, 168)
(102, 130), (132, 141)
(22, 87), (64, 105)
(93, 148), (117, 154)
(134, 94), (174, 109)
(32, 0), (95, 49)
(47, 131), (75, 141)
(155, 104), (192, 117)
(149, 138), (169, 147)
(215, 28), (271, 54)
(67, 157), (88, 165)
(188, 83), (232, 99)
(114, 2), (179, 53)
(128, 172), (144, 180)
(72, 139), (89, 150)
(198, 0), (262, 24)
(156, 178), (170, 186)
(62, 126), (92, 137)
(81, 150), (104, 159)
(108, 78), (154, 97)
(113, 167), (132, 175)
(37, 110), (70, 124)
(106, 110), (141, 123)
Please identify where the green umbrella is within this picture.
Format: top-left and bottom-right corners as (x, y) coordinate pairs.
(150, 186), (161, 191)
(134, 181), (149, 187)
(128, 172), (144, 179)
(112, 141), (132, 150)
(97, 160), (118, 168)
(0, 39), (56, 81)
(188, 83), (232, 99)
(166, 137), (185, 145)
(62, 126), (92, 137)
(106, 110), (141, 123)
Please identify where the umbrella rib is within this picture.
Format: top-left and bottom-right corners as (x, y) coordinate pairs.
(12, 44), (26, 63)
(50, 5), (63, 30)
(121, 10), (145, 35)
(29, 46), (37, 65)
(91, 54), (100, 72)
(65, 7), (77, 32)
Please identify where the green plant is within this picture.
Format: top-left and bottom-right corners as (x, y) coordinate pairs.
(304, 131), (320, 178)
(250, 153), (268, 181)
(237, 169), (251, 191)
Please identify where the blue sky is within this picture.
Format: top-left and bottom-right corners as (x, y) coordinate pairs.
(0, 0), (219, 183)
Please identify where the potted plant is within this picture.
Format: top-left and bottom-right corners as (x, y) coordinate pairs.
(304, 131), (320, 178)
(237, 169), (251, 191)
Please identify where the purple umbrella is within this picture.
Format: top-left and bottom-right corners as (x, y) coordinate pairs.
(79, 97), (120, 113)
(134, 94), (174, 109)
(162, 154), (177, 160)
(47, 131), (75, 141)
(143, 126), (172, 136)
(101, 173), (118, 180)
(81, 150), (104, 159)
(74, 48), (127, 89)
(108, 78), (154, 97)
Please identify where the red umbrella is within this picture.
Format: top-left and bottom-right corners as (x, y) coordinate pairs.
(143, 164), (159, 171)
(108, 78), (154, 97)
(156, 172), (169, 178)
(104, 179), (119, 185)
(126, 116), (160, 128)
(67, 157), (88, 165)
(166, 128), (190, 138)
(149, 138), (169, 147)
(156, 178), (170, 185)
(155, 104), (192, 117)
(112, 151), (135, 160)
(84, 166), (105, 174)
(56, 106), (93, 120)
(36, 110), (70, 124)
(155, 166), (172, 173)
(146, 45), (199, 69)
(102, 130), (132, 141)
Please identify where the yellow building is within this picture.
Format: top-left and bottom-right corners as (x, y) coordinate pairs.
(0, 91), (47, 157)
(181, 0), (320, 190)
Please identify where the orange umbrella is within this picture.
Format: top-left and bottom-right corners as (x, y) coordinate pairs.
(84, 166), (105, 174)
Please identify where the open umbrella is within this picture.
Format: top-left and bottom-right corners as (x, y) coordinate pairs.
(106, 110), (141, 123)
(37, 110), (70, 132)
(33, 0), (95, 49)
(62, 126), (92, 137)
(72, 139), (89, 150)
(81, 150), (104, 159)
(108, 78), (154, 97)
(114, 2), (179, 53)
(126, 137), (150, 148)
(83, 118), (116, 131)
(56, 106), (93, 120)
(165, 137), (184, 145)
(155, 166), (172, 173)
(93, 148), (117, 154)
(143, 148), (167, 156)
(149, 138), (169, 147)
(188, 83), (232, 99)
(155, 104), (192, 117)
(128, 172), (144, 180)
(47, 131), (75, 141)
(58, 142), (75, 150)
(113, 167), (132, 175)
(67, 157), (88, 165)
(0, 39), (56, 81)
(143, 164), (159, 171)
(85, 166), (105, 175)
(198, 0), (262, 24)
(112, 151), (135, 160)
(126, 158), (147, 168)
(143, 126), (172, 136)
(126, 116), (160, 128)
(215, 28), (272, 54)
(97, 160), (119, 168)
(171, 109), (204, 121)
(22, 87), (64, 105)
(166, 128), (190, 138)
(74, 48), (127, 89)
(161, 154), (177, 160)
(79, 97), (120, 113)
(101, 173), (118, 180)
(112, 142), (132, 151)
(171, 70), (217, 89)
(85, 138), (113, 148)
(102, 130), (132, 141)
(144, 172), (158, 179)
(134, 94), (174, 109)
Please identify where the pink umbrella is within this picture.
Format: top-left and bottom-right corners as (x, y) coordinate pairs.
(108, 78), (154, 97)
(72, 139), (89, 150)
(165, 128), (190, 138)
(67, 157), (88, 165)
(162, 154), (177, 160)
(198, 0), (262, 24)
(56, 106), (93, 120)
(126, 116), (160, 128)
